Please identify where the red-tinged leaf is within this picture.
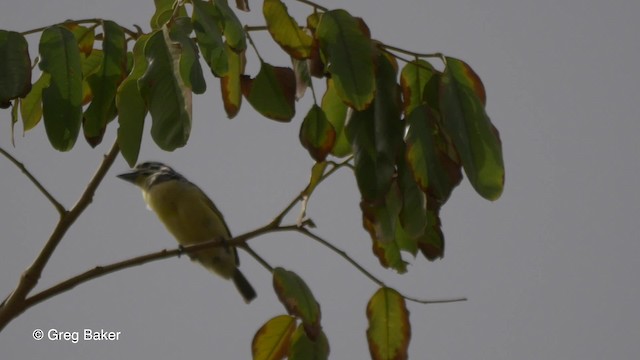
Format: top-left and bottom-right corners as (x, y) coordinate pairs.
(63, 23), (95, 56)
(241, 62), (295, 122)
(316, 9), (374, 110)
(39, 25), (83, 151)
(417, 206), (445, 260)
(192, 0), (227, 77)
(80, 49), (104, 105)
(299, 104), (336, 162)
(307, 38), (325, 78)
(116, 35), (151, 167)
(83, 20), (127, 146)
(400, 59), (435, 116)
(445, 56), (486, 106)
(0, 30), (31, 108)
(440, 62), (504, 200)
(252, 315), (297, 360)
(321, 79), (350, 157)
(263, 0), (312, 59)
(138, 28), (192, 151)
(20, 73), (50, 132)
(288, 324), (330, 360)
(366, 287), (411, 360)
(273, 268), (321, 340)
(220, 45), (245, 118)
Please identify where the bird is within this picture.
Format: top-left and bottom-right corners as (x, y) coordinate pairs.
(117, 161), (256, 303)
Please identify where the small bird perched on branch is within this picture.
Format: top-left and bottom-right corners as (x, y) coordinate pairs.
(117, 161), (256, 303)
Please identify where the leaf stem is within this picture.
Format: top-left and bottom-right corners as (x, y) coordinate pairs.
(294, 0), (328, 12)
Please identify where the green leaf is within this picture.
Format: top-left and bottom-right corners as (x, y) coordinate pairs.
(366, 287), (411, 360)
(273, 268), (321, 340)
(20, 72), (50, 132)
(83, 20), (127, 146)
(39, 26), (83, 151)
(63, 23), (95, 56)
(168, 17), (207, 94)
(138, 28), (192, 151)
(316, 9), (374, 110)
(292, 57), (310, 99)
(400, 59), (435, 116)
(81, 49), (104, 104)
(117, 35), (151, 167)
(263, 0), (313, 59)
(397, 152), (427, 239)
(440, 57), (504, 200)
(220, 45), (244, 118)
(417, 207), (445, 260)
(192, 0), (228, 76)
(299, 104), (335, 162)
(241, 62), (296, 122)
(150, 0), (187, 30)
(214, 0), (246, 51)
(320, 79), (350, 157)
(302, 161), (328, 198)
(10, 99), (19, 144)
(0, 30), (31, 108)
(346, 54), (402, 202)
(288, 325), (330, 360)
(446, 56), (486, 105)
(252, 315), (297, 360)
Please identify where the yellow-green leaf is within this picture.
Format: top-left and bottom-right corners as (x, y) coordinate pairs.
(252, 315), (297, 360)
(263, 0), (312, 59)
(288, 324), (330, 360)
(440, 58), (504, 200)
(241, 62), (295, 122)
(220, 45), (244, 118)
(316, 9), (374, 110)
(20, 72), (50, 132)
(366, 287), (411, 360)
(273, 267), (321, 339)
(299, 104), (335, 162)
(321, 79), (350, 157)
(400, 60), (435, 116)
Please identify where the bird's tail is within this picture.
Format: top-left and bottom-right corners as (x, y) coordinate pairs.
(233, 268), (257, 303)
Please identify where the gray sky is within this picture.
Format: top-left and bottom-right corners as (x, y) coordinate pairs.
(1, 0), (639, 359)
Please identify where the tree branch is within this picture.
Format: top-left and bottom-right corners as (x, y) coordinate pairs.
(0, 147), (66, 215)
(0, 140), (120, 331)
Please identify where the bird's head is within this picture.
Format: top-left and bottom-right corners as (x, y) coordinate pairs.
(117, 161), (180, 189)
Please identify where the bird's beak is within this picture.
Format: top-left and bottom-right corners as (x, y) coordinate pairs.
(116, 171), (139, 184)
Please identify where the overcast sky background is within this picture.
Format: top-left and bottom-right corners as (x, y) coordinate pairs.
(1, 0), (639, 359)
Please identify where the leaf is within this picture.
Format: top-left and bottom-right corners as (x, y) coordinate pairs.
(235, 0), (250, 12)
(10, 99), (19, 145)
(39, 26), (83, 151)
(315, 9), (374, 110)
(20, 72), (50, 132)
(192, 0), (228, 77)
(288, 325), (330, 360)
(346, 54), (402, 202)
(167, 17), (207, 94)
(299, 104), (335, 162)
(397, 152), (427, 239)
(417, 206), (445, 260)
(0, 30), (31, 108)
(63, 23), (95, 56)
(241, 62), (295, 122)
(400, 60), (435, 116)
(214, 0), (246, 51)
(220, 45), (245, 118)
(321, 79), (350, 157)
(366, 287), (411, 360)
(138, 28), (192, 151)
(273, 267), (321, 340)
(302, 161), (328, 198)
(446, 56), (486, 105)
(252, 315), (297, 360)
(83, 20), (127, 146)
(80, 49), (104, 104)
(440, 57), (504, 200)
(292, 57), (310, 99)
(263, 0), (313, 59)
(150, 0), (187, 30)
(117, 34), (151, 167)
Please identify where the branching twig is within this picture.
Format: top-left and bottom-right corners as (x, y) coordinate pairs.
(20, 18), (140, 39)
(0, 140), (120, 331)
(0, 147), (65, 215)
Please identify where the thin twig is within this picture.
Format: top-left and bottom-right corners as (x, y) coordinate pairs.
(244, 28), (264, 63)
(0, 147), (66, 215)
(0, 140), (120, 331)
(20, 18), (139, 39)
(295, 0), (329, 12)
